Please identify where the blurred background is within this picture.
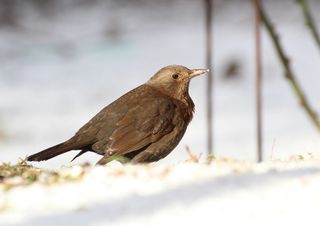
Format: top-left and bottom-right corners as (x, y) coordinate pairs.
(0, 0), (319, 168)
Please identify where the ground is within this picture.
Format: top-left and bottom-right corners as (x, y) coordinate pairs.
(1, 154), (320, 226)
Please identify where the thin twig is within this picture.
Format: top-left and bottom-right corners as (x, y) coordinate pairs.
(297, 0), (320, 51)
(185, 145), (202, 163)
(269, 138), (276, 161)
(254, 0), (263, 162)
(260, 4), (320, 131)
(204, 0), (214, 155)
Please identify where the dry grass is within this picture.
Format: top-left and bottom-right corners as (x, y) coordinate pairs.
(0, 160), (41, 183)
(0, 153), (318, 191)
(0, 160), (89, 191)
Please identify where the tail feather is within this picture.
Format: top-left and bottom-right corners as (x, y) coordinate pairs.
(27, 142), (73, 162)
(70, 150), (87, 162)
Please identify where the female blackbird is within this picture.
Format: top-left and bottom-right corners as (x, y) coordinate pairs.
(26, 65), (208, 164)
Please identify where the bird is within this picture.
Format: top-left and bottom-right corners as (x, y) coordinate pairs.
(26, 65), (208, 164)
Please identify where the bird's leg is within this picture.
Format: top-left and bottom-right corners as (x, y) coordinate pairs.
(96, 155), (131, 165)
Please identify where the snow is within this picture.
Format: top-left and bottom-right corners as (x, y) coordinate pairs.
(1, 157), (320, 226)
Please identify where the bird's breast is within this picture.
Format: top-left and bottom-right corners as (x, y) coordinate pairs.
(174, 98), (194, 124)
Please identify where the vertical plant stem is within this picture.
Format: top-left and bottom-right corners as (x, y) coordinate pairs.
(260, 3), (320, 132)
(204, 0), (214, 156)
(254, 0), (263, 162)
(297, 0), (320, 51)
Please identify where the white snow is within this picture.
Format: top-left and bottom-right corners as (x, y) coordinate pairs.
(1, 157), (320, 226)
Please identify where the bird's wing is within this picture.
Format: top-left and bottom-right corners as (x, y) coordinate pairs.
(106, 98), (176, 156)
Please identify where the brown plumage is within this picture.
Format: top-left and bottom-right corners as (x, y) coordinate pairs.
(26, 65), (208, 164)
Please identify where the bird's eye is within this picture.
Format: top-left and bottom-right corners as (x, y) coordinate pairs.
(172, 74), (179, 79)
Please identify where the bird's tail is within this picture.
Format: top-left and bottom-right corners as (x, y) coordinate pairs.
(26, 142), (72, 162)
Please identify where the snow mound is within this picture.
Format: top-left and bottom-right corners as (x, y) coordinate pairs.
(1, 157), (320, 226)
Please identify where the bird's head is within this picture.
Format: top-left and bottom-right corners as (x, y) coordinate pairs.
(147, 65), (208, 101)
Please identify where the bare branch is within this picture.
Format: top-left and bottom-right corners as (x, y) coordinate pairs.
(254, 0), (263, 162)
(297, 0), (320, 51)
(260, 3), (320, 132)
(204, 0), (214, 155)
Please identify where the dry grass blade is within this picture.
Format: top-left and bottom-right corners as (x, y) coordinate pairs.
(185, 145), (202, 163)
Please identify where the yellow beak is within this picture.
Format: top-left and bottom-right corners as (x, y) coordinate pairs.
(190, 69), (209, 77)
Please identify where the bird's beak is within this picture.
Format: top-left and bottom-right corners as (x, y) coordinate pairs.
(189, 69), (209, 78)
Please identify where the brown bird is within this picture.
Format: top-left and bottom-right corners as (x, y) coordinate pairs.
(26, 65), (208, 164)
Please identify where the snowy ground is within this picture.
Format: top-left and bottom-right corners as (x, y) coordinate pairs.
(1, 155), (320, 226)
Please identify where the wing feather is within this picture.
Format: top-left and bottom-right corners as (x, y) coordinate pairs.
(107, 98), (175, 155)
